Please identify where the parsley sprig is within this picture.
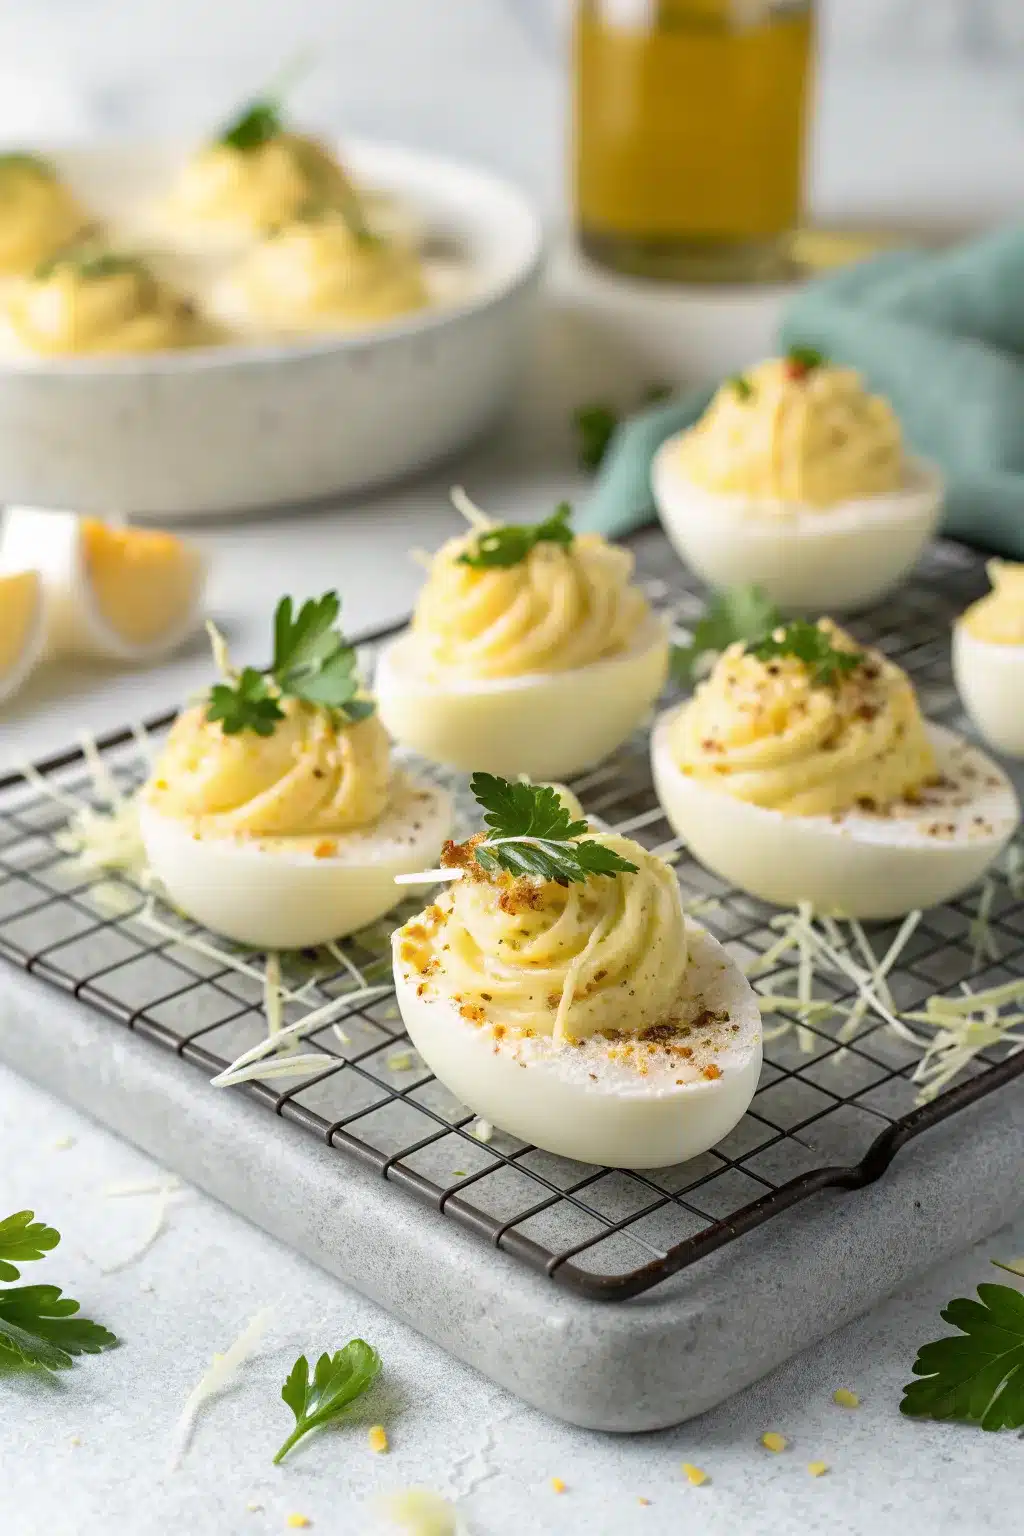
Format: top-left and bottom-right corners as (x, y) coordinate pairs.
(469, 773), (637, 885)
(900, 1268), (1024, 1431)
(205, 592), (374, 737)
(0, 1210), (117, 1372)
(457, 504), (573, 571)
(749, 619), (864, 688)
(274, 1340), (382, 1463)
(671, 586), (780, 686)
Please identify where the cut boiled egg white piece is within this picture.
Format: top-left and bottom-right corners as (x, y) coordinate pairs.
(376, 614), (668, 781)
(652, 713), (1018, 920)
(138, 772), (453, 950)
(653, 446), (943, 615)
(0, 507), (206, 663)
(0, 569), (45, 704)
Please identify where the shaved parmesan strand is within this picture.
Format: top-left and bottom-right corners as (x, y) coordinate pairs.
(98, 1183), (179, 1273)
(168, 1307), (273, 1471)
(395, 867), (463, 886)
(213, 1053), (336, 1088)
(211, 983), (391, 1085)
(17, 757), (86, 813)
(1004, 839), (1024, 900)
(969, 877), (1001, 973)
(836, 910), (920, 1044)
(324, 939), (367, 992)
(264, 952), (284, 1038)
(450, 486), (494, 531)
(136, 902), (313, 1004)
(907, 977), (1024, 1102)
(78, 729), (124, 809)
(205, 618), (234, 681)
(332, 1025), (351, 1048)
(131, 720), (157, 772)
(470, 1118), (494, 1143)
(104, 1177), (180, 1198)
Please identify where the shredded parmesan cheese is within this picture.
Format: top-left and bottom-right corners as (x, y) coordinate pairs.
(470, 1119), (494, 1143)
(167, 1307), (273, 1471)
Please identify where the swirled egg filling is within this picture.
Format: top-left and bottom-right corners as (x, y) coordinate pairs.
(166, 131), (357, 239)
(410, 531), (652, 682)
(674, 357), (905, 508)
(145, 696), (391, 846)
(399, 832), (689, 1045)
(960, 560), (1024, 645)
(0, 154), (90, 275)
(669, 621), (937, 816)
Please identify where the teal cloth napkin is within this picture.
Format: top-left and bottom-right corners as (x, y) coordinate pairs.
(579, 225), (1024, 557)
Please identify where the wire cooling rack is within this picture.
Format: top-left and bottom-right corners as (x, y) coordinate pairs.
(0, 526), (1022, 1304)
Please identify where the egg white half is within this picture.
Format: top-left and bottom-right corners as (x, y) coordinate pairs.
(652, 447), (943, 615)
(375, 614), (669, 780)
(0, 506), (206, 663)
(651, 713), (1019, 920)
(952, 624), (1024, 760)
(0, 569), (45, 705)
(394, 918), (762, 1169)
(139, 773), (452, 950)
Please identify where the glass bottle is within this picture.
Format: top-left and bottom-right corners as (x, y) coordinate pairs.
(572, 0), (816, 283)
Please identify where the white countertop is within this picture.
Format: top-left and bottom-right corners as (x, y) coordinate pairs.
(3, 8), (1024, 1531)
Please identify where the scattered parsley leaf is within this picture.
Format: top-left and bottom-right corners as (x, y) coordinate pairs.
(0, 1211), (59, 1282)
(457, 504), (573, 571)
(642, 382), (672, 406)
(469, 772), (638, 885)
(750, 620), (864, 688)
(729, 373), (754, 402)
(273, 1341), (382, 1464)
(207, 668), (284, 737)
(900, 1281), (1024, 1431)
(574, 405), (619, 471)
(785, 345), (827, 379)
(0, 152), (53, 179)
(671, 586), (780, 686)
(0, 1285), (118, 1372)
(34, 246), (146, 284)
(220, 98), (284, 152)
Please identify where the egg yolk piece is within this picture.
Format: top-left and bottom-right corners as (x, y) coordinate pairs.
(81, 522), (204, 648)
(0, 570), (39, 678)
(223, 214), (428, 330)
(674, 358), (904, 508)
(168, 132), (356, 235)
(1, 256), (210, 356)
(0, 156), (89, 275)
(412, 834), (689, 1045)
(670, 623), (937, 817)
(411, 532), (653, 681)
(960, 560), (1024, 644)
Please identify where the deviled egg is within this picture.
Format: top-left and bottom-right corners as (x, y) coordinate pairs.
(653, 352), (942, 614)
(652, 618), (1019, 919)
(0, 153), (90, 275)
(0, 247), (214, 357)
(393, 777), (762, 1168)
(953, 560), (1024, 759)
(0, 508), (206, 663)
(210, 208), (428, 335)
(159, 93), (360, 252)
(139, 592), (452, 950)
(0, 569), (44, 705)
(376, 496), (669, 780)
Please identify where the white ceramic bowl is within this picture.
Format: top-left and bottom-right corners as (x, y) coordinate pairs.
(652, 444), (943, 614)
(0, 140), (544, 519)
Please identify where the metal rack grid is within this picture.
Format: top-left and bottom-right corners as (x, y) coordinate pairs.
(0, 527), (1021, 1304)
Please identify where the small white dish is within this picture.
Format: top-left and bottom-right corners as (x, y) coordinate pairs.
(0, 140), (544, 520)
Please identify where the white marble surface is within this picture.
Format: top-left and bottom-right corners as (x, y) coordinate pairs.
(2, 5), (1024, 1533)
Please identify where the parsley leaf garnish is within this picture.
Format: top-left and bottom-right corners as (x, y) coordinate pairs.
(785, 344), (827, 379)
(457, 504), (574, 571)
(34, 246), (146, 284)
(0, 1210), (59, 1282)
(900, 1279), (1024, 1432)
(729, 373), (754, 402)
(204, 592), (373, 736)
(469, 772), (638, 885)
(220, 98), (284, 152)
(749, 619), (864, 688)
(0, 152), (53, 179)
(273, 1341), (382, 1463)
(671, 586), (780, 686)
(207, 668), (284, 737)
(0, 1211), (117, 1372)
(575, 404), (619, 471)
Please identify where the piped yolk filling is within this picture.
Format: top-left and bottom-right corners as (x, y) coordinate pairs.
(81, 521), (201, 645)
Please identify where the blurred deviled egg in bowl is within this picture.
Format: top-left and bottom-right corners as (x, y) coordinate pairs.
(653, 351), (942, 614)
(392, 775), (762, 1168)
(651, 617), (1018, 919)
(953, 560), (1024, 759)
(139, 591), (452, 950)
(375, 493), (669, 780)
(0, 152), (91, 276)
